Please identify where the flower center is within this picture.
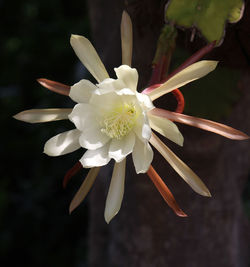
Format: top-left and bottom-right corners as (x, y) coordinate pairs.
(101, 103), (137, 139)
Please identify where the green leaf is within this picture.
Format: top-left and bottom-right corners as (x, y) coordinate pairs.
(165, 0), (244, 44)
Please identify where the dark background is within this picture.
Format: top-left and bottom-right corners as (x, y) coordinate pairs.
(1, 1), (91, 266)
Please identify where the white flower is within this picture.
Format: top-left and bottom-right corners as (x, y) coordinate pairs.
(14, 11), (249, 223)
(67, 65), (156, 172)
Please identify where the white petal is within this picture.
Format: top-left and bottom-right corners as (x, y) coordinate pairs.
(97, 78), (126, 94)
(80, 143), (111, 168)
(44, 129), (81, 156)
(68, 104), (100, 131)
(79, 127), (110, 150)
(109, 132), (135, 162)
(114, 65), (138, 91)
(90, 91), (123, 112)
(90, 90), (136, 112)
(70, 34), (109, 82)
(133, 112), (152, 141)
(121, 11), (133, 66)
(13, 109), (72, 123)
(136, 92), (154, 110)
(132, 137), (153, 173)
(104, 159), (126, 223)
(148, 60), (218, 101)
(116, 88), (135, 96)
(69, 79), (97, 103)
(148, 114), (184, 146)
(141, 123), (152, 140)
(150, 133), (211, 197)
(69, 167), (100, 213)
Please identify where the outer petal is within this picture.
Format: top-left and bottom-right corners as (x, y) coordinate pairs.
(63, 161), (83, 188)
(13, 108), (71, 123)
(148, 114), (184, 146)
(150, 133), (211, 197)
(79, 127), (110, 150)
(114, 65), (138, 91)
(109, 131), (135, 162)
(80, 143), (111, 168)
(37, 78), (70, 96)
(150, 108), (250, 141)
(70, 34), (109, 83)
(69, 167), (100, 213)
(132, 137), (153, 173)
(44, 129), (81, 156)
(104, 159), (126, 223)
(121, 11), (133, 66)
(147, 165), (187, 217)
(68, 104), (100, 131)
(148, 60), (218, 101)
(69, 79), (97, 103)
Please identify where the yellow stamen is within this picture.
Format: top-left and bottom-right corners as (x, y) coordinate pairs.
(101, 103), (137, 139)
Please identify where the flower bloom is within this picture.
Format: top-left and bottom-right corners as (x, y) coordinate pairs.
(66, 64), (155, 173)
(14, 11), (249, 223)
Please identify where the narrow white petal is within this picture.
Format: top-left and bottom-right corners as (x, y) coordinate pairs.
(79, 127), (110, 150)
(70, 34), (109, 82)
(80, 143), (111, 168)
(44, 129), (81, 156)
(69, 167), (100, 213)
(114, 65), (138, 91)
(68, 104), (100, 131)
(69, 79), (97, 103)
(104, 159), (126, 223)
(148, 114), (184, 146)
(132, 137), (153, 173)
(13, 109), (72, 123)
(121, 11), (133, 66)
(148, 60), (218, 101)
(109, 132), (135, 162)
(150, 133), (211, 197)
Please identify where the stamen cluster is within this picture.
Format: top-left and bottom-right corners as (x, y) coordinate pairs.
(101, 103), (137, 139)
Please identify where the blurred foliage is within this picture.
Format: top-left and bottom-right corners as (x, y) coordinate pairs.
(0, 0), (92, 266)
(165, 0), (244, 44)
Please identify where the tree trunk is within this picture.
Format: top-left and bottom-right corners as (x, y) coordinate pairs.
(87, 1), (250, 266)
